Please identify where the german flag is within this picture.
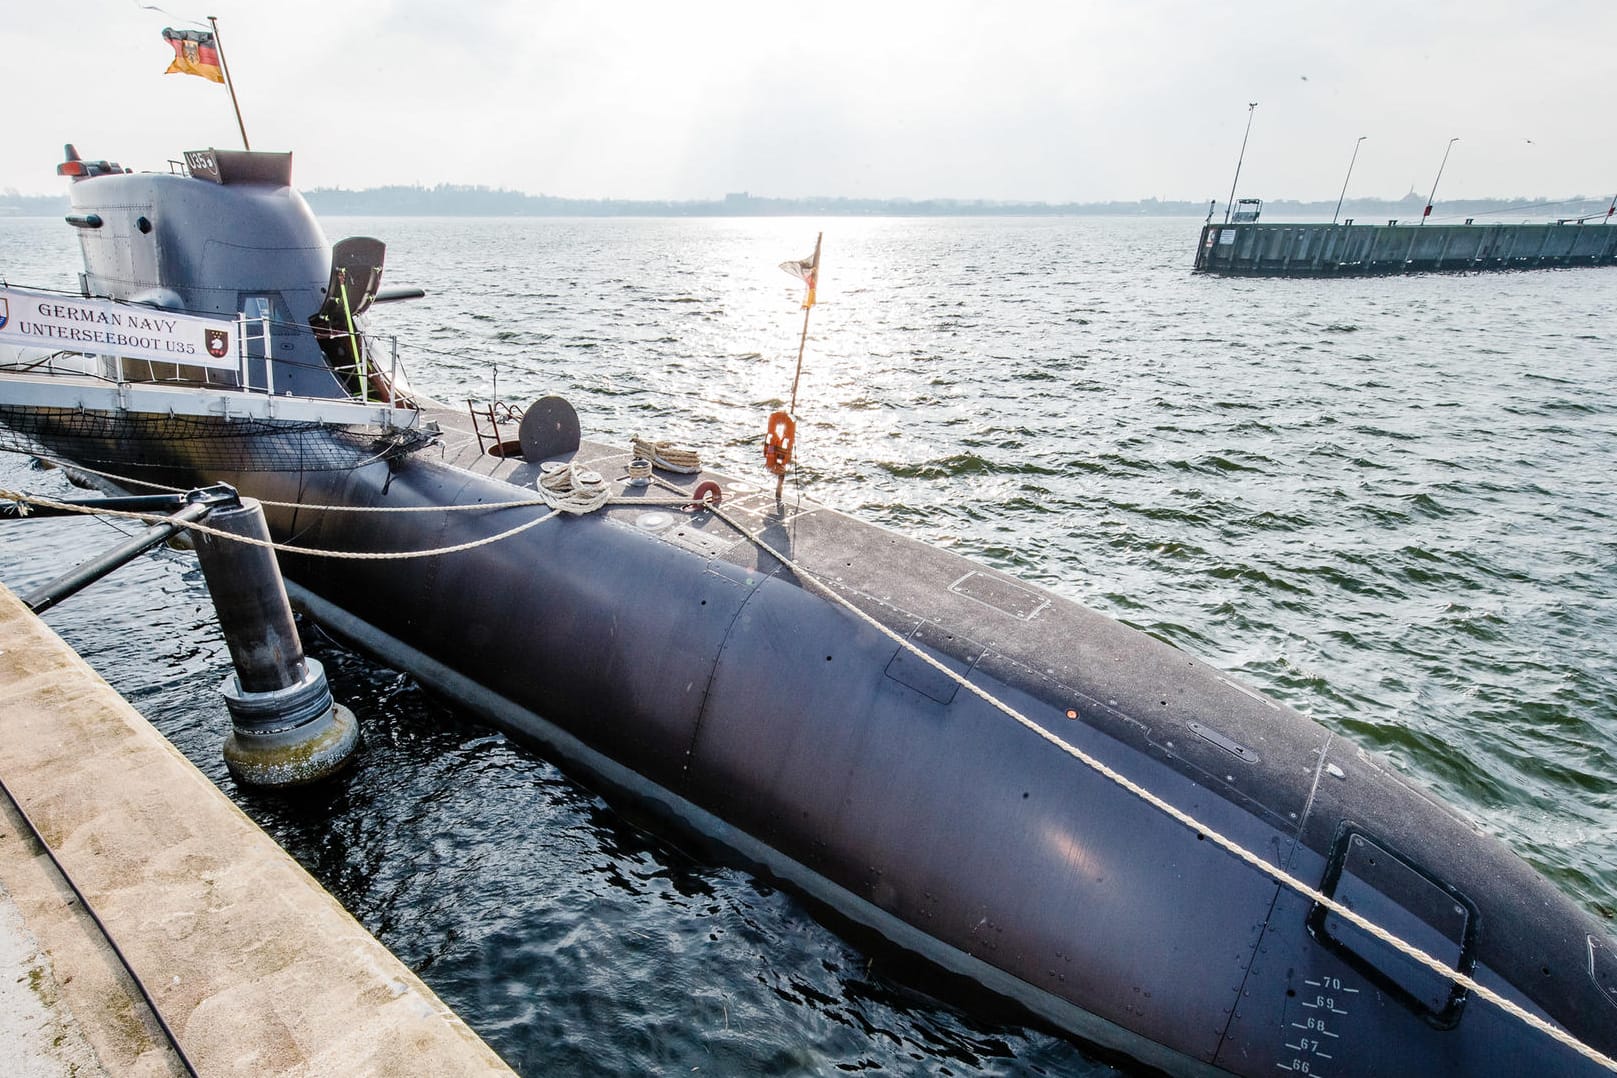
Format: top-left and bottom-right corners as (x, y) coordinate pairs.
(162, 28), (224, 84)
(779, 234), (822, 310)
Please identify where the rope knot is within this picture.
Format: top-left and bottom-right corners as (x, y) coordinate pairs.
(536, 461), (610, 514)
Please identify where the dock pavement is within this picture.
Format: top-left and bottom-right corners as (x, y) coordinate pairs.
(0, 581), (516, 1076)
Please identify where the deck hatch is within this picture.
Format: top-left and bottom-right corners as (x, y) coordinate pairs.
(947, 570), (1049, 620)
(882, 623), (981, 705)
(1308, 824), (1478, 1028)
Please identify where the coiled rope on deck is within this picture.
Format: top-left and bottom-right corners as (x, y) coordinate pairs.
(702, 500), (1617, 1076)
(536, 462), (611, 515)
(630, 435), (701, 474)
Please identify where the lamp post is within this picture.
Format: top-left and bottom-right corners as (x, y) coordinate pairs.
(1223, 102), (1258, 224)
(1333, 136), (1366, 225)
(1422, 137), (1458, 225)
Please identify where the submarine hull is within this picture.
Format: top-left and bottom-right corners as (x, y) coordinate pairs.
(30, 418), (1609, 1077)
(9, 149), (1614, 1075)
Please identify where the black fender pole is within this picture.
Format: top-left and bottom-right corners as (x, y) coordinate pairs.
(20, 489), (238, 615)
(191, 497), (359, 786)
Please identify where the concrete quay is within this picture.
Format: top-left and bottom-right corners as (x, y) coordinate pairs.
(0, 582), (516, 1076)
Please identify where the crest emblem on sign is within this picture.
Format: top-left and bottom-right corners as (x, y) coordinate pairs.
(205, 327), (230, 358)
(0, 297), (9, 331)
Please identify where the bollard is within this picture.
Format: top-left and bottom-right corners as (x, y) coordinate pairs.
(190, 497), (358, 786)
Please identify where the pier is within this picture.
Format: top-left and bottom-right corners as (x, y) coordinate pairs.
(0, 582), (514, 1076)
(1194, 220), (1617, 276)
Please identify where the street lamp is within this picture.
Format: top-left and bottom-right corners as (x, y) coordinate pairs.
(1422, 137), (1459, 225)
(1333, 136), (1367, 225)
(1223, 102), (1258, 224)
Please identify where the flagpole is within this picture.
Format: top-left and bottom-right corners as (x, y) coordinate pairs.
(787, 231), (821, 414)
(788, 307), (811, 414)
(208, 15), (251, 150)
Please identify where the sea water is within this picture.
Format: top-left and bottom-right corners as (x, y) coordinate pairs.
(1, 214), (1613, 1075)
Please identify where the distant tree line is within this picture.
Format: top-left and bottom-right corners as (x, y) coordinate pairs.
(0, 192), (72, 216)
(3, 184), (1610, 222)
(298, 186), (1616, 221)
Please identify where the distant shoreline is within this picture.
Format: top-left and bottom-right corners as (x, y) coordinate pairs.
(2, 189), (1610, 222)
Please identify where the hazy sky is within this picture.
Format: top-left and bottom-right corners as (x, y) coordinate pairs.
(6, 1), (1614, 204)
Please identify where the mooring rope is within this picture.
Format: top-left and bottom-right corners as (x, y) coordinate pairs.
(0, 487), (566, 560)
(536, 461), (612, 515)
(8, 456), (1610, 1070)
(28, 455), (661, 514)
(630, 435), (701, 474)
(702, 500), (1617, 1075)
(0, 481), (704, 560)
(24, 454), (562, 513)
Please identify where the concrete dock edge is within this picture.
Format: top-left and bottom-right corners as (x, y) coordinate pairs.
(0, 582), (516, 1076)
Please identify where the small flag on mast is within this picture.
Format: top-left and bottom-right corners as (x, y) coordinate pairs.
(162, 27), (224, 83)
(779, 235), (822, 309)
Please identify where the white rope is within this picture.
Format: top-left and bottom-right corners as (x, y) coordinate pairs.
(0, 480), (707, 560)
(24, 454), (675, 514)
(14, 455), (1605, 1065)
(263, 497), (553, 513)
(32, 454), (554, 513)
(536, 461), (611, 515)
(706, 502), (1617, 1074)
(630, 435), (702, 474)
(0, 487), (562, 560)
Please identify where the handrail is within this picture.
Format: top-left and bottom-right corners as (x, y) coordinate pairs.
(3, 323), (416, 410)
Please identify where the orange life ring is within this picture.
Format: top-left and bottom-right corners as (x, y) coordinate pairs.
(764, 410), (796, 476)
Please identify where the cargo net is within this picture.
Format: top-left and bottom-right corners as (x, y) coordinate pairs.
(0, 405), (435, 473)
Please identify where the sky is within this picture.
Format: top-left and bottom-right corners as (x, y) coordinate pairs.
(5, 1), (1614, 204)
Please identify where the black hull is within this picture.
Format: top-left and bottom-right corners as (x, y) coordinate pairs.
(20, 413), (1617, 1077)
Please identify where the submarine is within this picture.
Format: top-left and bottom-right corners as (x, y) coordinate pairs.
(2, 146), (1615, 1077)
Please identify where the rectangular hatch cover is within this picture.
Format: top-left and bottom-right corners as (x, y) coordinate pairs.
(1308, 825), (1479, 1028)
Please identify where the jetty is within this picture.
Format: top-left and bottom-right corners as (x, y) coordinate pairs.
(0, 582), (515, 1077)
(1194, 219), (1617, 276)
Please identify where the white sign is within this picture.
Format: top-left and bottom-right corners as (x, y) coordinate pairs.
(0, 285), (239, 371)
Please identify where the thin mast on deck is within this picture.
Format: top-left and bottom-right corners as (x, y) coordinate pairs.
(208, 16), (251, 151)
(768, 233), (823, 500)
